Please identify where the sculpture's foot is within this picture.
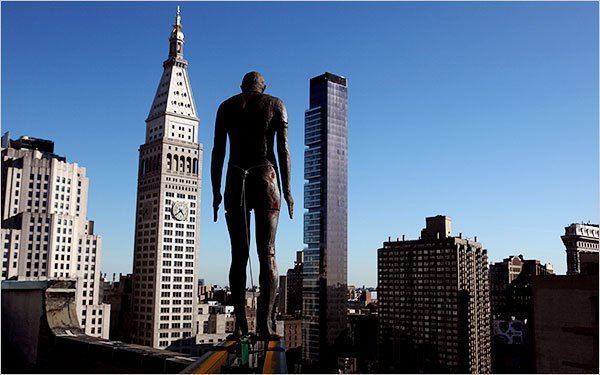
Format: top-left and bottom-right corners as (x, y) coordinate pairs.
(226, 332), (242, 341)
(228, 319), (249, 340)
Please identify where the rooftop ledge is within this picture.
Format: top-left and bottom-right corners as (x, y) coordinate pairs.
(1, 279), (288, 374)
(1, 279), (195, 373)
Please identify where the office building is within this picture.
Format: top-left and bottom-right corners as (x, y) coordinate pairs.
(302, 72), (348, 368)
(130, 8), (203, 350)
(1, 133), (110, 338)
(562, 223), (599, 275)
(377, 215), (491, 373)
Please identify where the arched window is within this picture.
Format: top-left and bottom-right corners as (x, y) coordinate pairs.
(179, 156), (185, 172)
(167, 154), (172, 170)
(174, 155), (179, 172)
(186, 157), (192, 173)
(193, 158), (198, 175)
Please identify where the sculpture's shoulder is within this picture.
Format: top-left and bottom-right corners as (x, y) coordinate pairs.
(262, 94), (288, 124)
(219, 93), (245, 111)
(261, 93), (286, 109)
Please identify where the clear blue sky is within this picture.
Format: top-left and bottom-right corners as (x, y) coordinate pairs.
(2, 2), (598, 285)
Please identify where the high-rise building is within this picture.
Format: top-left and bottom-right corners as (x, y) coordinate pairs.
(130, 8), (203, 351)
(1, 133), (110, 338)
(302, 72), (348, 368)
(562, 223), (599, 275)
(489, 255), (553, 373)
(377, 215), (491, 373)
(286, 250), (303, 317)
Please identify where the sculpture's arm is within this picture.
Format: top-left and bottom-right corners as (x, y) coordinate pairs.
(211, 104), (227, 222)
(275, 101), (293, 220)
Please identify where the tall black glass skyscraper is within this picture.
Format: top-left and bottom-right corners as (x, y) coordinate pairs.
(302, 72), (348, 368)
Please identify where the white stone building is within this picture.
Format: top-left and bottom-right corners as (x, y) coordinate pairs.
(130, 8), (203, 352)
(1, 133), (110, 338)
(562, 222), (599, 275)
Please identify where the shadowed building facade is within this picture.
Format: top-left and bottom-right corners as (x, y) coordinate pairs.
(489, 255), (554, 373)
(377, 216), (491, 373)
(286, 250), (303, 317)
(532, 268), (598, 373)
(302, 72), (348, 368)
(130, 9), (202, 350)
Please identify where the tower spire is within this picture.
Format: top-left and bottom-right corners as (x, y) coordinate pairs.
(175, 5), (181, 27)
(148, 5), (197, 121)
(168, 6), (185, 60)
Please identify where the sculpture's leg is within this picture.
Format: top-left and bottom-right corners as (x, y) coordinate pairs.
(255, 208), (280, 338)
(226, 208), (251, 337)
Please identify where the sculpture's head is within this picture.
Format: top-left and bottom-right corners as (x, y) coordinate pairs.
(241, 71), (266, 93)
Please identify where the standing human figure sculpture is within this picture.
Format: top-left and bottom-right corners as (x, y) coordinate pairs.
(211, 72), (293, 338)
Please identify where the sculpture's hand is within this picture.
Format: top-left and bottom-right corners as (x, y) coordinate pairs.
(284, 193), (294, 220)
(213, 192), (222, 222)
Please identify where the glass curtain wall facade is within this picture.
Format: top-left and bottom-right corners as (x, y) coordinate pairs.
(302, 72), (348, 368)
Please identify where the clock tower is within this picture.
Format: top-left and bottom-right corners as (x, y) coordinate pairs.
(131, 7), (203, 351)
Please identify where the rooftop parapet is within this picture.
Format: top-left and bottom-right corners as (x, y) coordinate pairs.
(1, 279), (196, 373)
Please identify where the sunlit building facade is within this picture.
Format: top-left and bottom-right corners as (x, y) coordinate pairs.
(1, 133), (110, 339)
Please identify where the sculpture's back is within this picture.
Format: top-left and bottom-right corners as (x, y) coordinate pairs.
(211, 71), (293, 339)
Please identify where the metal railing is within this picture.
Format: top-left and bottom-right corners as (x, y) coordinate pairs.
(181, 337), (287, 374)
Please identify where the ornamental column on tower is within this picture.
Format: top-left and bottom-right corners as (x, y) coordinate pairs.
(130, 7), (203, 351)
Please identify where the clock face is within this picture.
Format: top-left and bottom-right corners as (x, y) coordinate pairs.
(171, 201), (188, 221)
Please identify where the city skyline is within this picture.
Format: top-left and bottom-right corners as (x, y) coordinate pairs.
(2, 2), (598, 286)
